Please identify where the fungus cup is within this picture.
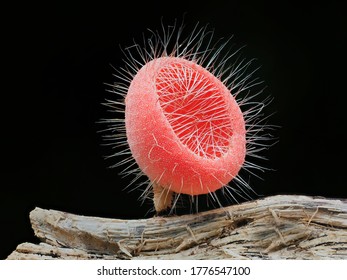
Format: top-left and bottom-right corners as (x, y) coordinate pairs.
(102, 21), (275, 214)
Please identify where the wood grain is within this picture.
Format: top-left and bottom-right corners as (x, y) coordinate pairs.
(7, 195), (347, 260)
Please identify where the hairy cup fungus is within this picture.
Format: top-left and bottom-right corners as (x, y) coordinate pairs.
(102, 21), (274, 214)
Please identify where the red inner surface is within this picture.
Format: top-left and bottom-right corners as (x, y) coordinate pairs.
(156, 62), (233, 159)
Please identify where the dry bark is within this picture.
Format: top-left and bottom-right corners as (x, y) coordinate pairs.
(7, 195), (347, 260)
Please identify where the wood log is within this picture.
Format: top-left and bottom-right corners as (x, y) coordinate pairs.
(7, 195), (347, 260)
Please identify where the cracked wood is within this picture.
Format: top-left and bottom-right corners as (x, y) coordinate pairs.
(6, 195), (347, 260)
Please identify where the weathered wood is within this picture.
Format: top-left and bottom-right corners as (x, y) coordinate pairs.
(7, 195), (347, 260)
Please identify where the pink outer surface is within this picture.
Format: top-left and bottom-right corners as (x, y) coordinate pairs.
(125, 57), (246, 195)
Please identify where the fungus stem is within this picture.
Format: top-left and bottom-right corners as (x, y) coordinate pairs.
(153, 183), (174, 213)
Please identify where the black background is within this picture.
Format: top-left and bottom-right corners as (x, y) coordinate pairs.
(1, 1), (346, 259)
